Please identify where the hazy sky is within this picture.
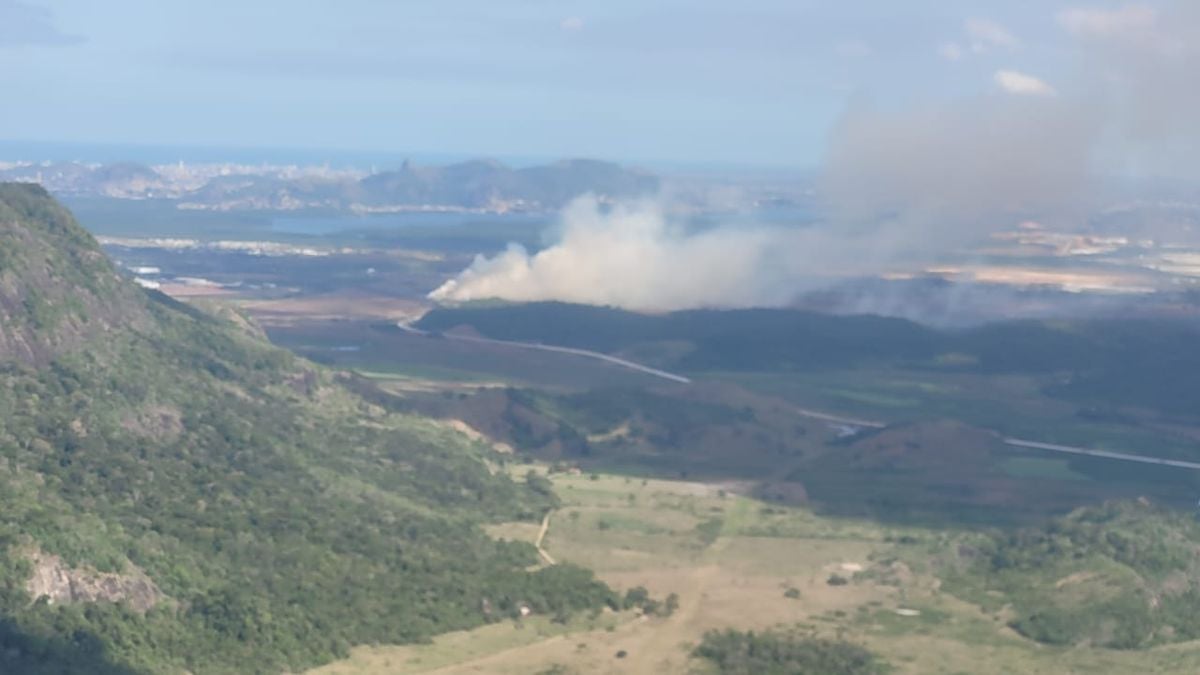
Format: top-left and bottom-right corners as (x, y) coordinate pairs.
(0, 0), (1178, 166)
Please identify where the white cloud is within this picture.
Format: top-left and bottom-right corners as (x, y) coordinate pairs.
(560, 16), (584, 32)
(965, 17), (1020, 53)
(939, 42), (964, 61)
(1058, 5), (1158, 39)
(994, 70), (1057, 96)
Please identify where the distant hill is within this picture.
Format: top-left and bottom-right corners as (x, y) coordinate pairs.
(0, 158), (660, 212)
(0, 185), (615, 674)
(358, 158), (659, 210)
(0, 162), (165, 200)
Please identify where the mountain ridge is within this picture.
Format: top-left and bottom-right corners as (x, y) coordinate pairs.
(0, 158), (660, 212)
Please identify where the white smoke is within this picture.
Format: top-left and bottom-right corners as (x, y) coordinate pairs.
(429, 197), (840, 311)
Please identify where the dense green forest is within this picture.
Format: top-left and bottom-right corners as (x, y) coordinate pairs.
(693, 628), (885, 674)
(0, 185), (617, 674)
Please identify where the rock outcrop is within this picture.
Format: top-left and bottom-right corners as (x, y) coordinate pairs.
(25, 549), (165, 612)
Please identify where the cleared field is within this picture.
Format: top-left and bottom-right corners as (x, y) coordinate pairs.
(309, 469), (1200, 674)
(238, 293), (427, 325)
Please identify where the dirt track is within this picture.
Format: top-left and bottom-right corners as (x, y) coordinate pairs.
(534, 512), (556, 565)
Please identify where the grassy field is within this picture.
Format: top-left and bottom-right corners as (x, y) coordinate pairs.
(308, 468), (1200, 674)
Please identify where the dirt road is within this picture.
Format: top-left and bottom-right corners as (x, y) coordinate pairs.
(534, 512), (556, 566)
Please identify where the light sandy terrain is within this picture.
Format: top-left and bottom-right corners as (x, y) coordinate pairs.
(157, 283), (239, 298)
(237, 293), (426, 325)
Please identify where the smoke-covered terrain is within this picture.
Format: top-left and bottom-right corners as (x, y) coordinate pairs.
(432, 3), (1200, 315)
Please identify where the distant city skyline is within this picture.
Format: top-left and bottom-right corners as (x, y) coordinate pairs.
(6, 1), (1185, 169)
(0, 138), (561, 171)
(0, 139), (830, 175)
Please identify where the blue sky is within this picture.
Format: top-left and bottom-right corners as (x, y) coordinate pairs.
(0, 0), (1175, 167)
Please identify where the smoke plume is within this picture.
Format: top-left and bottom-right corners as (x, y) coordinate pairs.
(431, 2), (1200, 313)
(430, 197), (841, 311)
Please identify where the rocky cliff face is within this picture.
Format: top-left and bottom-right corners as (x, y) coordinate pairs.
(25, 549), (165, 612)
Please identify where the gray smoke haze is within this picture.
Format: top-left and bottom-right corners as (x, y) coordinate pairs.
(822, 96), (1096, 236)
(1063, 3), (1200, 178)
(432, 3), (1200, 313)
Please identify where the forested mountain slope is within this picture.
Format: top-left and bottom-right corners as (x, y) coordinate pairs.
(0, 184), (613, 674)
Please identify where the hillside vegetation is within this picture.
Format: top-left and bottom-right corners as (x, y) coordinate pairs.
(693, 629), (884, 675)
(0, 184), (151, 362)
(0, 184), (615, 674)
(947, 500), (1200, 648)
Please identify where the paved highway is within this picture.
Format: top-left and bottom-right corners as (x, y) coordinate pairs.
(1002, 438), (1200, 471)
(396, 322), (692, 384)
